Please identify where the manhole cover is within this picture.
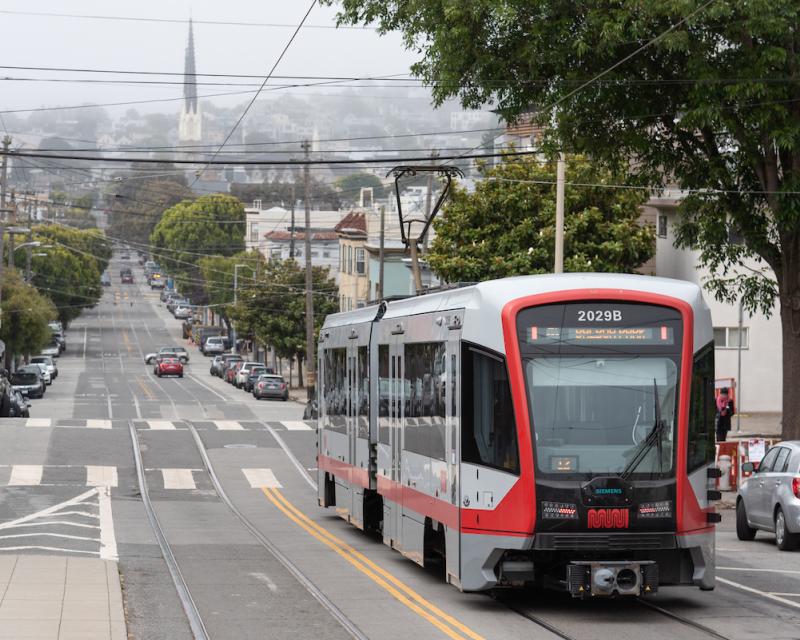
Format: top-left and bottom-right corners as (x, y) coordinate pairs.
(224, 444), (256, 449)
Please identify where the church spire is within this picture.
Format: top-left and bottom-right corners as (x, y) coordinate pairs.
(183, 18), (198, 114)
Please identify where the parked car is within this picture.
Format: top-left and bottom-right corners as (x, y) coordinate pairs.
(233, 362), (261, 389)
(30, 356), (57, 380)
(253, 374), (288, 401)
(173, 305), (192, 320)
(11, 367), (46, 399)
(737, 441), (800, 550)
(224, 361), (245, 384)
(52, 332), (66, 353)
(160, 288), (176, 302)
(154, 356), (184, 378)
(41, 341), (60, 358)
(243, 366), (273, 392)
(120, 252), (131, 260)
(210, 354), (241, 377)
(202, 336), (227, 356)
(8, 389), (30, 418)
(144, 347), (189, 364)
(100, 272), (112, 287)
(48, 321), (63, 334)
(29, 362), (52, 386)
(167, 297), (188, 314)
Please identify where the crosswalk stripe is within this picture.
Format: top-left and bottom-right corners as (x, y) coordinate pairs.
(25, 418), (51, 428)
(243, 468), (282, 488)
(86, 466), (118, 488)
(282, 421), (313, 431)
(9, 465), (43, 486)
(160, 469), (197, 490)
(215, 420), (244, 431)
(146, 420), (176, 430)
(86, 419), (112, 429)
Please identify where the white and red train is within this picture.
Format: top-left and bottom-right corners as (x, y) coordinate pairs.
(317, 274), (719, 597)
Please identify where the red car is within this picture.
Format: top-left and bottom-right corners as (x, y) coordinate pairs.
(154, 357), (183, 378)
(225, 361), (244, 384)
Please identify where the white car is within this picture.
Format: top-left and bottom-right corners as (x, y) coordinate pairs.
(202, 336), (226, 356)
(234, 362), (262, 388)
(30, 356), (57, 380)
(30, 363), (52, 385)
(41, 343), (60, 358)
(173, 306), (192, 319)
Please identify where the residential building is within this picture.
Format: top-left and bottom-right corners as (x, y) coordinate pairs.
(263, 229), (340, 279)
(648, 194), (781, 416)
(335, 211), (369, 311)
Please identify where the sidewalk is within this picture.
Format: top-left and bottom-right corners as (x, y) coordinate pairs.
(0, 555), (125, 640)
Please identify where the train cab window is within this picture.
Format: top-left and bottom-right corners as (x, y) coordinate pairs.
(687, 342), (715, 471)
(461, 346), (519, 474)
(378, 345), (390, 444)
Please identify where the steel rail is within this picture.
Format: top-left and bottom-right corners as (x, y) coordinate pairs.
(637, 599), (732, 640)
(127, 420), (210, 640)
(500, 600), (579, 640)
(185, 422), (369, 640)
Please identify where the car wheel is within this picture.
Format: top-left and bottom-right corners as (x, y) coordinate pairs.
(736, 500), (757, 541)
(775, 508), (800, 551)
(179, 373), (183, 378)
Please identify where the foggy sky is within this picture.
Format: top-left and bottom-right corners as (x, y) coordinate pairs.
(0, 1), (426, 116)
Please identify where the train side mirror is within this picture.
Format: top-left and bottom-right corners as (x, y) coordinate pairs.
(742, 462), (756, 473)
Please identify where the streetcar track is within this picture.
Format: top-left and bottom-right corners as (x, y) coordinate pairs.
(637, 599), (732, 640)
(185, 422), (369, 640)
(500, 599), (578, 640)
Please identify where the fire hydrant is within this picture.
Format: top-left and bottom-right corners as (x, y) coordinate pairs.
(718, 455), (732, 491)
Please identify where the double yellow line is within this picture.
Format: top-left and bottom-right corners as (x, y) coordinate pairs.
(262, 488), (484, 640)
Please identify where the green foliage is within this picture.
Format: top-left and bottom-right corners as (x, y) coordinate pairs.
(335, 172), (386, 201)
(428, 156), (654, 282)
(197, 251), (263, 323)
(150, 194), (246, 303)
(0, 271), (56, 357)
(231, 259), (338, 362)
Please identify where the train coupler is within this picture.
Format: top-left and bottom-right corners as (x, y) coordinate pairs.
(567, 561), (658, 598)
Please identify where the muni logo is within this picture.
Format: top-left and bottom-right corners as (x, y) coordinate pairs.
(587, 508), (629, 529)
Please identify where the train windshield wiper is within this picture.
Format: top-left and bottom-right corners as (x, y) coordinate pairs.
(620, 379), (665, 480)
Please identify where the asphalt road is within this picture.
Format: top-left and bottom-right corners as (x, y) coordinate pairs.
(1, 256), (799, 640)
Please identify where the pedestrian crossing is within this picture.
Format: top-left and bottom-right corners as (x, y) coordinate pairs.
(3, 418), (316, 431)
(0, 465), (284, 492)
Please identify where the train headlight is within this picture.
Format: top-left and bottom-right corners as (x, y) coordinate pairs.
(637, 501), (672, 518)
(542, 501), (578, 520)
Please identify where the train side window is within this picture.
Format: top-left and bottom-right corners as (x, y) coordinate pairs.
(357, 346), (369, 438)
(462, 346), (519, 474)
(403, 342), (446, 461)
(323, 348), (348, 435)
(687, 342), (715, 471)
(378, 345), (390, 444)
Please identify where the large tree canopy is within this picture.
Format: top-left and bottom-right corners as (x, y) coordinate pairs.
(428, 156), (653, 282)
(329, 0), (800, 438)
(150, 194), (246, 302)
(0, 271), (56, 362)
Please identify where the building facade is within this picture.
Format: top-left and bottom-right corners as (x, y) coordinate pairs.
(335, 211), (369, 311)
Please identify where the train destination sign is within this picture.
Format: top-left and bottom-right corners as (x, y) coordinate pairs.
(527, 326), (674, 346)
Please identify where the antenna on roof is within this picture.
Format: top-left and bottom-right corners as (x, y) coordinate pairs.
(387, 164), (463, 294)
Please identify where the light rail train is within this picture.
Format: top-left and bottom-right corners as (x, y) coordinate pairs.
(316, 274), (719, 597)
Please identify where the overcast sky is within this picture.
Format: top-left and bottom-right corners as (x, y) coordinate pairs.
(0, 1), (434, 116)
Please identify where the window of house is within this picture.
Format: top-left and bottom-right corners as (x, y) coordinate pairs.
(323, 251), (331, 258)
(461, 345), (520, 474)
(713, 327), (749, 349)
(687, 342), (715, 471)
(657, 214), (668, 238)
(356, 248), (366, 275)
(347, 246), (353, 274)
(249, 223), (260, 243)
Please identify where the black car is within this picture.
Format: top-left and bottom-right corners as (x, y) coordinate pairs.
(11, 367), (45, 399)
(52, 332), (66, 353)
(243, 366), (270, 392)
(8, 389), (30, 418)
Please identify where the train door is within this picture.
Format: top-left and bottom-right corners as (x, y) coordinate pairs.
(445, 325), (461, 586)
(388, 334), (404, 549)
(346, 344), (358, 520)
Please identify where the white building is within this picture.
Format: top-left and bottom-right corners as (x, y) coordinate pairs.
(649, 195), (782, 415)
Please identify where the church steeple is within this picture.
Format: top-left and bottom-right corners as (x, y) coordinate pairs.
(178, 18), (202, 142)
(184, 18), (198, 114)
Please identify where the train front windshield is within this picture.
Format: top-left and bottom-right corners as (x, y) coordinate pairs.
(517, 302), (683, 479)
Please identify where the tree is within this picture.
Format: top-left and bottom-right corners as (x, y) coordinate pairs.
(150, 194), (246, 302)
(428, 156), (654, 282)
(232, 259), (338, 382)
(198, 251), (263, 334)
(335, 172), (386, 202)
(328, 0), (800, 440)
(0, 271), (56, 363)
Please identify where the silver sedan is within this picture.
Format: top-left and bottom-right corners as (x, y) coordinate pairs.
(737, 441), (800, 550)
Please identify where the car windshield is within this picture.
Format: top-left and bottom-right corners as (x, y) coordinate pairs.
(260, 375), (283, 382)
(31, 358), (48, 364)
(250, 368), (267, 376)
(12, 373), (38, 384)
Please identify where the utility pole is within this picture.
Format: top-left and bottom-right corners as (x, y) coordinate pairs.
(378, 205), (385, 299)
(7, 191), (16, 268)
(25, 228), (32, 283)
(301, 140), (315, 400)
(0, 135), (10, 329)
(554, 152), (566, 274)
(289, 181), (296, 260)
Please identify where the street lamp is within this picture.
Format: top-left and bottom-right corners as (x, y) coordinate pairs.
(232, 263), (256, 354)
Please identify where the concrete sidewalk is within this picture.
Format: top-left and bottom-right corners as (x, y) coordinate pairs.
(0, 556), (126, 640)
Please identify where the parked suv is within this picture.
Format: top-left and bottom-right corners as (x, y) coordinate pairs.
(234, 362), (262, 389)
(202, 336), (226, 356)
(737, 441), (800, 550)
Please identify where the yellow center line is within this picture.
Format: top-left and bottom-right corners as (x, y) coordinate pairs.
(262, 488), (485, 640)
(136, 376), (155, 400)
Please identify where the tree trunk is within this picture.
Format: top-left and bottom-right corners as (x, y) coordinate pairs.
(780, 288), (800, 442)
(298, 356), (304, 389)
